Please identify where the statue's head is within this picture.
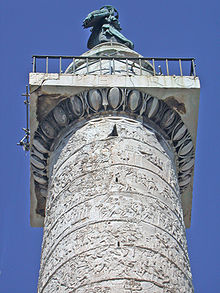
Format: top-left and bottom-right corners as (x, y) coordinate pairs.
(83, 5), (120, 29)
(100, 5), (119, 19)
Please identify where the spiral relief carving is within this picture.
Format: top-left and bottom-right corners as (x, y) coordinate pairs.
(38, 117), (193, 292)
(30, 88), (194, 217)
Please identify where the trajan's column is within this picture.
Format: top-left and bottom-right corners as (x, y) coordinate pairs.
(28, 6), (200, 293)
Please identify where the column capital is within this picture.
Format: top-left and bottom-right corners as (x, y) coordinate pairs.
(29, 86), (199, 228)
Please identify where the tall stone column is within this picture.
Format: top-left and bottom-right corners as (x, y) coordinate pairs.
(37, 114), (193, 292)
(24, 5), (201, 292)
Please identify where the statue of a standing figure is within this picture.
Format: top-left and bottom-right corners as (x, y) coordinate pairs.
(83, 5), (134, 49)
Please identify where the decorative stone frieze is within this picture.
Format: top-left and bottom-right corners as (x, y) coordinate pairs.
(30, 88), (195, 218)
(37, 117), (193, 292)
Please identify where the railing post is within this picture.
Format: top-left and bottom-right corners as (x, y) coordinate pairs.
(191, 59), (196, 77)
(72, 58), (76, 74)
(46, 57), (48, 73)
(158, 65), (163, 75)
(59, 57), (62, 74)
(152, 59), (156, 76)
(166, 59), (169, 76)
(113, 58), (115, 74)
(32, 56), (36, 73)
(179, 59), (183, 76)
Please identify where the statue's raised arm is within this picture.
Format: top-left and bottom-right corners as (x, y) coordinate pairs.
(83, 5), (134, 50)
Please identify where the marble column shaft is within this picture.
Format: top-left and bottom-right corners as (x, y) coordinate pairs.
(38, 117), (193, 293)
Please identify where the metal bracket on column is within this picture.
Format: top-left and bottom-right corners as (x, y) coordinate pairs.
(17, 85), (30, 152)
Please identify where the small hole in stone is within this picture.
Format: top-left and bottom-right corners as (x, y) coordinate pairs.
(115, 177), (118, 183)
(117, 241), (120, 247)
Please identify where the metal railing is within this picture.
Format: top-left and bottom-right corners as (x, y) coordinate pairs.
(32, 55), (196, 77)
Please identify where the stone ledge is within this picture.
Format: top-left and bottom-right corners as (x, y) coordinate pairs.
(29, 73), (200, 89)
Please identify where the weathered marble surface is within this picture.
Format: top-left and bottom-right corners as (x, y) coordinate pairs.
(38, 117), (193, 293)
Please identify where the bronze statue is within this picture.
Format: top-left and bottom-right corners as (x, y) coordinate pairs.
(83, 5), (134, 49)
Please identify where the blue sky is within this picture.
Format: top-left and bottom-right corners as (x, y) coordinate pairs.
(0, 0), (219, 292)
